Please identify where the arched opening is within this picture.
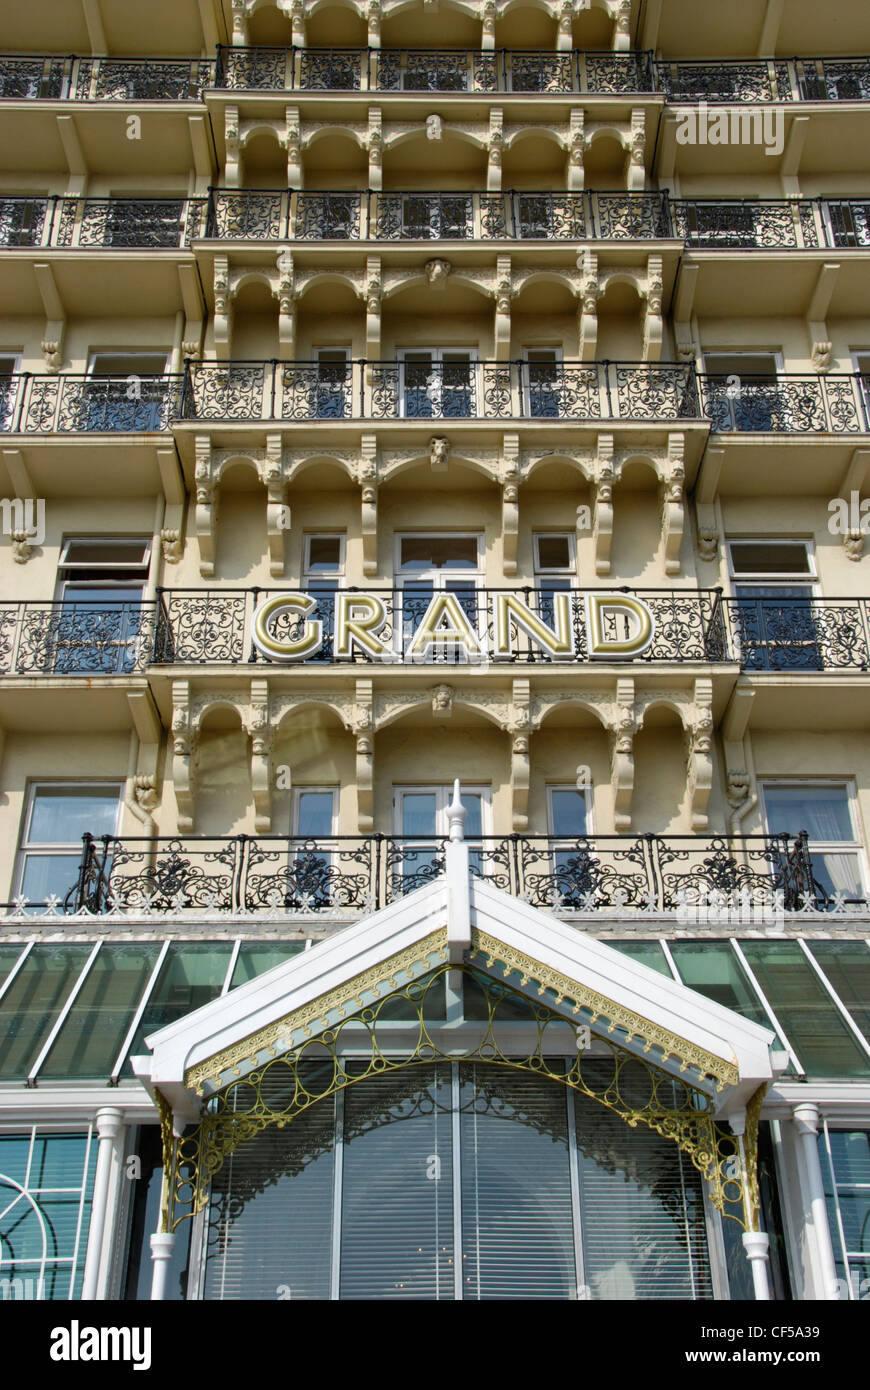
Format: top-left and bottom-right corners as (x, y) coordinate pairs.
(583, 132), (628, 191)
(306, 3), (367, 47)
(634, 704), (687, 831)
(380, 5), (483, 50)
(382, 131), (487, 187)
(596, 277), (644, 360)
(302, 129), (367, 185)
(214, 461), (268, 582)
(239, 128), (288, 189)
(247, 4), (294, 47)
(496, 4), (559, 50)
(503, 131), (566, 190)
(609, 456), (661, 580)
(196, 705), (251, 834)
(229, 277), (278, 358)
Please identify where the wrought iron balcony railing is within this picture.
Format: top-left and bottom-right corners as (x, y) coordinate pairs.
(0, 196), (206, 249)
(658, 55), (870, 103)
(25, 828), (833, 918)
(699, 374), (870, 435)
(2, 592), (869, 676)
(206, 189), (674, 242)
(674, 197), (870, 250)
(0, 374), (181, 434)
(214, 45), (654, 94)
(179, 360), (701, 423)
(0, 53), (213, 100)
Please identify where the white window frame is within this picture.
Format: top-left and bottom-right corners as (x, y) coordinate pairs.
(703, 349), (785, 376)
(86, 351), (169, 377)
(392, 784), (491, 836)
(819, 1118), (870, 1301)
(726, 537), (819, 596)
(303, 533), (346, 585)
(758, 778), (868, 903)
(396, 348), (479, 419)
(394, 532), (484, 589)
(14, 782), (124, 907)
(547, 783), (593, 837)
(54, 536), (152, 603)
(533, 531), (577, 582)
(291, 786), (339, 838)
(522, 347), (566, 418)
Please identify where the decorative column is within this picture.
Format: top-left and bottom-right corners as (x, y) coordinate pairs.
(213, 255), (232, 359)
(149, 1233), (178, 1301)
(288, 0), (306, 45)
(592, 433), (614, 576)
(231, 0), (248, 46)
(627, 109), (646, 190)
(276, 251), (296, 359)
(368, 108), (383, 191)
(494, 255), (512, 359)
(194, 434), (216, 578)
(81, 1108), (124, 1300)
(613, 0), (632, 51)
(793, 1103), (841, 1300)
(285, 105), (302, 188)
(359, 434), (379, 576)
(567, 109), (585, 190)
(730, 1105), (773, 1300)
(481, 0), (496, 49)
(487, 109), (503, 192)
(367, 0), (382, 49)
(352, 680), (374, 833)
(247, 679), (273, 833)
(365, 257), (381, 362)
(687, 677), (714, 831)
(509, 679), (532, 832)
(643, 253), (663, 361)
(661, 431), (685, 575)
(225, 106), (240, 186)
(171, 680), (196, 832)
(556, 1), (573, 50)
(577, 249), (598, 359)
(610, 678), (635, 831)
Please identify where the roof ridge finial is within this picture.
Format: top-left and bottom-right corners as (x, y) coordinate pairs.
(447, 779), (467, 842)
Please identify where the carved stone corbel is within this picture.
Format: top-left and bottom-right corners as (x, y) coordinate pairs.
(246, 679), (273, 833)
(230, 0), (248, 47)
(593, 433), (614, 576)
(643, 253), (663, 362)
(509, 679), (531, 831)
(276, 251), (295, 358)
(502, 433), (520, 574)
(610, 678), (636, 831)
(352, 680), (374, 831)
(614, 0), (632, 51)
(556, 0), (574, 50)
(194, 435), (216, 578)
(171, 681), (196, 832)
(661, 432), (685, 575)
(481, 0), (496, 49)
(494, 255), (512, 360)
(160, 528), (183, 564)
(577, 249), (598, 359)
(264, 434), (287, 577)
(812, 341), (832, 373)
(367, 0), (381, 49)
(225, 105), (240, 186)
(687, 678), (714, 831)
(359, 434), (378, 576)
(487, 108), (503, 192)
(627, 109), (646, 190)
(213, 255), (232, 360)
(368, 107), (383, 190)
(567, 109), (585, 190)
(844, 531), (864, 562)
(287, 0), (306, 45)
(285, 105), (302, 188)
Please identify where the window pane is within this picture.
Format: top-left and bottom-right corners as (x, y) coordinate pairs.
(550, 789), (587, 837)
(401, 793), (437, 837)
(609, 942), (672, 976)
(0, 1130), (96, 1300)
(295, 792), (335, 838)
(827, 1129), (870, 1185)
(762, 785), (854, 841)
(730, 542), (811, 574)
(341, 1066), (454, 1299)
(668, 942), (773, 1027)
(399, 536), (479, 570)
(0, 945), (25, 989)
(739, 941), (870, 1079)
(536, 536), (571, 570)
(0, 945), (93, 1079)
(61, 539), (149, 567)
(28, 787), (119, 844)
(462, 793), (482, 839)
(121, 944), (233, 1075)
(231, 943), (306, 988)
(306, 536), (342, 572)
(19, 853), (82, 907)
(38, 943), (161, 1080)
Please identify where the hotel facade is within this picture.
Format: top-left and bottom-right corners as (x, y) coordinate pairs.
(1, 0), (869, 1303)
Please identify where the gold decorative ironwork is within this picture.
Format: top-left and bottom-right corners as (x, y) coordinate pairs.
(470, 927), (739, 1089)
(162, 964), (762, 1235)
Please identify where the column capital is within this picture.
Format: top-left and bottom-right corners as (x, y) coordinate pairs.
(793, 1101), (821, 1136)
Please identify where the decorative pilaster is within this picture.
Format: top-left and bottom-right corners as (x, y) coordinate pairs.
(230, 0), (248, 46)
(481, 0), (496, 49)
(487, 109), (503, 191)
(352, 680), (374, 832)
(627, 108), (646, 190)
(643, 253), (663, 361)
(577, 249), (598, 359)
(194, 435), (216, 578)
(365, 256), (381, 361)
(247, 679), (273, 833)
(614, 0), (632, 51)
(359, 434), (379, 577)
(687, 677), (714, 831)
(265, 434), (287, 577)
(557, 0), (573, 50)
(502, 433), (520, 575)
(367, 0), (381, 49)
(509, 679), (532, 831)
(661, 431), (685, 575)
(276, 251), (295, 358)
(494, 255), (512, 359)
(285, 105), (302, 187)
(225, 106), (240, 186)
(368, 108), (383, 190)
(592, 433), (614, 575)
(213, 255), (231, 359)
(288, 0), (306, 45)
(567, 109), (585, 190)
(610, 678), (636, 831)
(171, 681), (196, 832)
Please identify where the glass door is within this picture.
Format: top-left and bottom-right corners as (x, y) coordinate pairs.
(394, 785), (485, 890)
(728, 540), (821, 671)
(54, 537), (151, 674)
(396, 533), (482, 659)
(399, 349), (477, 419)
(524, 348), (564, 418)
(289, 788), (338, 908)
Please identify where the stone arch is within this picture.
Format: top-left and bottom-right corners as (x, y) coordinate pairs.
(522, 451), (593, 485)
(286, 453), (358, 486)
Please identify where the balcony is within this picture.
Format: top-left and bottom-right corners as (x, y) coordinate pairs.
(206, 189), (674, 242)
(213, 46), (655, 95)
(0, 196), (206, 249)
(699, 374), (870, 434)
(0, 373), (181, 434)
(674, 198), (870, 250)
(658, 56), (870, 103)
(0, 602), (157, 676)
(0, 53), (213, 101)
(13, 828), (835, 918)
(179, 360), (701, 424)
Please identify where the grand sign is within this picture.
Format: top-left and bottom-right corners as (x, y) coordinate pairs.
(251, 591), (656, 663)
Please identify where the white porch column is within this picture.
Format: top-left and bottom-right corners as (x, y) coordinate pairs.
(741, 1231), (772, 1300)
(793, 1102), (840, 1299)
(81, 1107), (124, 1300)
(149, 1233), (178, 1300)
